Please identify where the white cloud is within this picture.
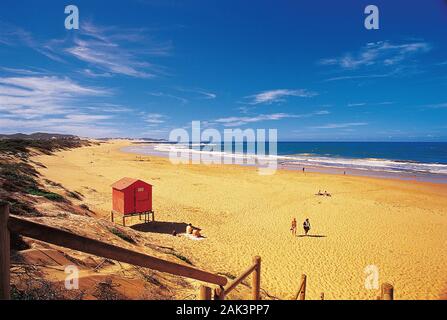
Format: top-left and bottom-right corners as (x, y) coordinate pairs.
(311, 122), (368, 129)
(246, 89), (317, 105)
(86, 103), (132, 113)
(0, 75), (119, 137)
(348, 103), (367, 107)
(144, 113), (167, 124)
(214, 111), (328, 127)
(174, 87), (217, 100)
(423, 103), (447, 109)
(79, 68), (113, 78)
(0, 21), (171, 78)
(0, 76), (109, 118)
(148, 92), (188, 104)
(320, 41), (430, 70)
(0, 67), (47, 75)
(197, 90), (217, 100)
(324, 73), (392, 82)
(63, 21), (171, 78)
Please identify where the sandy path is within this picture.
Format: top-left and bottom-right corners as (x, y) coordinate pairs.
(33, 140), (447, 300)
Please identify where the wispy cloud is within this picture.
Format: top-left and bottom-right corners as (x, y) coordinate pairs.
(422, 102), (447, 109)
(64, 21), (172, 78)
(320, 41), (430, 70)
(324, 73), (392, 82)
(85, 103), (132, 113)
(311, 122), (368, 129)
(0, 75), (118, 137)
(0, 66), (49, 76)
(0, 21), (172, 78)
(214, 110), (329, 127)
(144, 113), (167, 124)
(0, 24), (64, 62)
(148, 92), (188, 104)
(79, 68), (113, 78)
(347, 101), (394, 107)
(148, 87), (217, 104)
(174, 87), (217, 100)
(0, 76), (109, 118)
(347, 103), (367, 107)
(245, 89), (317, 105)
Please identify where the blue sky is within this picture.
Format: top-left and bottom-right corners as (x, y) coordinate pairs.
(0, 0), (446, 141)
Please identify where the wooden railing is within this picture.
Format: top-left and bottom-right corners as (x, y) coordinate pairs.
(0, 203), (227, 300)
(291, 274), (394, 300)
(294, 274), (307, 300)
(199, 256), (261, 300)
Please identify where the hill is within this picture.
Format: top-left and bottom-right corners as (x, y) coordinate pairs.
(0, 133), (79, 140)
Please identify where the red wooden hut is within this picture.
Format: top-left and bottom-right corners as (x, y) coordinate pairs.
(111, 177), (154, 226)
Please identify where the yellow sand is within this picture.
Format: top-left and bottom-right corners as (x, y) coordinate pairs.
(33, 140), (447, 300)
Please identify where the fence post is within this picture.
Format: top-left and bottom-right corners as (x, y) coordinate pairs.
(0, 202), (11, 300)
(298, 274), (307, 300)
(199, 285), (212, 300)
(381, 283), (394, 300)
(252, 256), (261, 300)
(214, 287), (225, 300)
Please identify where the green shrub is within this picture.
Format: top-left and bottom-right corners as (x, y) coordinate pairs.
(26, 188), (64, 202)
(109, 227), (136, 244)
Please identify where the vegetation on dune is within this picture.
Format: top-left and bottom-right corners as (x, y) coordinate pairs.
(0, 138), (92, 215)
(108, 227), (137, 244)
(26, 188), (65, 202)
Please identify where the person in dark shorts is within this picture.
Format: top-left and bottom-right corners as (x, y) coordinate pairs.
(303, 218), (311, 236)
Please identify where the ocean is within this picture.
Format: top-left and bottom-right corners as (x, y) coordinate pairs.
(123, 142), (447, 183)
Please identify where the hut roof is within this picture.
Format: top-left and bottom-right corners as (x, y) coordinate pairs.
(111, 177), (140, 190)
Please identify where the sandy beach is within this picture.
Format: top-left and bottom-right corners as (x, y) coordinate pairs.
(32, 140), (447, 300)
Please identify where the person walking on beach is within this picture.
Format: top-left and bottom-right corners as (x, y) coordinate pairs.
(303, 218), (311, 236)
(291, 218), (297, 236)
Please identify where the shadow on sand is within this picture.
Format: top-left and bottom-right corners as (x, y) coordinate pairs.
(131, 221), (188, 235)
(297, 234), (327, 238)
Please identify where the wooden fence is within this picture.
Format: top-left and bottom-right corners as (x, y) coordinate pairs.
(199, 256), (261, 300)
(0, 203), (227, 300)
(294, 274), (307, 300)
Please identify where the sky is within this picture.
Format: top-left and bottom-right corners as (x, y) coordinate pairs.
(0, 0), (446, 141)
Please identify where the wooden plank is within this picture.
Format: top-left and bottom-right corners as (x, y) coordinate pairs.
(298, 274), (307, 300)
(223, 262), (257, 295)
(0, 203), (11, 300)
(8, 215), (227, 286)
(293, 274), (307, 300)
